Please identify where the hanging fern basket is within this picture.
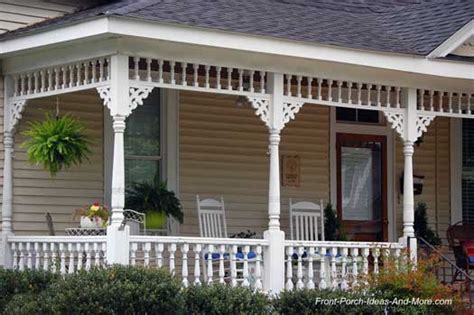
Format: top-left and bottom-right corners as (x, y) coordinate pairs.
(22, 113), (91, 177)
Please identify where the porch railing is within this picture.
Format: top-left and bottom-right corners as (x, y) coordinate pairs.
(284, 240), (404, 291)
(129, 236), (268, 289)
(7, 236), (107, 273)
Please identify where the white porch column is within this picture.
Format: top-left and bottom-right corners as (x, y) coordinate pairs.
(110, 115), (126, 226)
(1, 131), (14, 267)
(402, 140), (415, 239)
(268, 128), (281, 230)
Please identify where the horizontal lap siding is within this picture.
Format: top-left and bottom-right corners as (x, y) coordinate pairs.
(395, 117), (451, 242)
(179, 91), (329, 237)
(11, 90), (104, 235)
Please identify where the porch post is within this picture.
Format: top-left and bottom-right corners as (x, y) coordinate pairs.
(1, 131), (14, 267)
(401, 88), (418, 262)
(106, 54), (130, 265)
(263, 73), (285, 293)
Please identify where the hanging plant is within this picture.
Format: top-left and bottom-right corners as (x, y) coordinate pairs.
(22, 113), (91, 176)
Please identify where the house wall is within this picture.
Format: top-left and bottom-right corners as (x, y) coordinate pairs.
(9, 91), (104, 235)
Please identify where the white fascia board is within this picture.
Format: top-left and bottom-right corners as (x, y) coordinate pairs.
(107, 16), (474, 80)
(428, 19), (474, 58)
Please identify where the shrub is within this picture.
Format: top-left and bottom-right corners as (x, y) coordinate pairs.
(181, 284), (271, 315)
(0, 268), (58, 312)
(414, 202), (442, 246)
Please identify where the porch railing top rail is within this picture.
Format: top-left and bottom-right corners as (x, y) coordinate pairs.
(7, 235), (106, 243)
(285, 239), (404, 249)
(130, 235), (269, 246)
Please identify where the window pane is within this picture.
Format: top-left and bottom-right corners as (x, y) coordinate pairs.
(336, 108), (356, 121)
(125, 159), (160, 188)
(357, 109), (379, 123)
(125, 90), (160, 156)
(463, 119), (474, 223)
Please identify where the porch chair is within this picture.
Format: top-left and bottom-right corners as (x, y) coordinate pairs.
(122, 209), (146, 235)
(289, 199), (325, 241)
(196, 195), (256, 283)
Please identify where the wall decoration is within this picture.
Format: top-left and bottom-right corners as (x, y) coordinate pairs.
(281, 155), (300, 187)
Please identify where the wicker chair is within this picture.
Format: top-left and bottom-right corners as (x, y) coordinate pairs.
(447, 221), (474, 282)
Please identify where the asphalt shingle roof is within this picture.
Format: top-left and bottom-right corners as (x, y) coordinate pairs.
(1, 0), (472, 56)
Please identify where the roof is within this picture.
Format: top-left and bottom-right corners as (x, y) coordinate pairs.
(0, 0), (472, 56)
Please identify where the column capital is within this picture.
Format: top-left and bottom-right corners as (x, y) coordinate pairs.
(112, 115), (126, 132)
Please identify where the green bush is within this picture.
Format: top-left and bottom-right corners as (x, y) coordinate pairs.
(0, 268), (58, 312)
(181, 284), (271, 315)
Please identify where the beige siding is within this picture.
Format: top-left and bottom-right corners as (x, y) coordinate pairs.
(395, 117), (451, 241)
(178, 91), (330, 237)
(11, 90), (104, 235)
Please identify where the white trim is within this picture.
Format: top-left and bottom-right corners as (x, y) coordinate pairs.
(330, 108), (396, 242)
(103, 106), (113, 206)
(0, 16), (472, 81)
(450, 118), (463, 224)
(428, 20), (474, 58)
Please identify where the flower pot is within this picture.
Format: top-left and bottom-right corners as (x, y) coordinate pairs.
(145, 212), (167, 229)
(80, 216), (105, 228)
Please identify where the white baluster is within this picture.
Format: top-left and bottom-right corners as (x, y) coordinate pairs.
(50, 243), (57, 273)
(194, 244), (202, 285)
(85, 243), (91, 270)
(34, 242), (41, 270)
(47, 70), (53, 91)
(307, 247), (315, 289)
(216, 67), (222, 90)
(286, 246), (294, 290)
(68, 66), (74, 88)
(255, 245), (263, 290)
(296, 246), (304, 289)
(13, 75), (19, 96)
(351, 248), (359, 287)
(429, 90), (435, 112)
(227, 68), (233, 90)
(317, 78), (322, 100)
(134, 56), (140, 80)
(376, 85), (382, 107)
(337, 80), (343, 102)
(170, 61), (176, 85)
(327, 80), (333, 101)
(76, 64), (81, 86)
(26, 242), (33, 269)
(439, 91), (444, 112)
(40, 70), (46, 92)
(11, 243), (18, 269)
(286, 75), (292, 97)
(238, 69), (244, 92)
(43, 243), (50, 271)
(83, 62), (89, 85)
(144, 58), (152, 82)
(366, 84), (372, 105)
(394, 248), (401, 270)
(182, 243), (189, 287)
(347, 81), (353, 104)
(61, 67), (67, 88)
(59, 243), (67, 274)
(250, 70), (255, 93)
(34, 72), (39, 93)
(20, 74), (26, 95)
(296, 75), (302, 98)
(260, 71), (266, 93)
(242, 245), (250, 287)
(385, 86), (391, 107)
(192, 63), (199, 87)
(94, 243), (101, 267)
(155, 243), (164, 267)
(68, 243), (75, 274)
(27, 73), (33, 94)
(231, 245), (238, 287)
(169, 243), (176, 274)
(130, 243), (137, 266)
(207, 244), (214, 284)
(307, 77), (313, 99)
(396, 86), (401, 108)
(144, 242), (151, 267)
(469, 94), (472, 114)
(458, 93), (463, 113)
(330, 247), (337, 288)
(76, 243), (83, 270)
(158, 60), (164, 83)
(340, 247), (348, 290)
(357, 82), (362, 105)
(218, 244), (225, 284)
(373, 248), (380, 274)
(181, 62), (187, 86)
(91, 61), (97, 83)
(319, 247), (327, 289)
(449, 92), (453, 113)
(362, 248), (369, 275)
(106, 57), (111, 80)
(204, 65), (210, 89)
(98, 60), (104, 82)
(18, 242), (25, 271)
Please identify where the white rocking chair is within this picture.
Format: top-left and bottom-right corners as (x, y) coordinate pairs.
(289, 199), (325, 241)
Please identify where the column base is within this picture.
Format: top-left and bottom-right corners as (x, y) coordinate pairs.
(263, 229), (285, 294)
(106, 225), (130, 265)
(1, 232), (13, 268)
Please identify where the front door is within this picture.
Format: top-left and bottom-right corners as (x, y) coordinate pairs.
(336, 133), (388, 241)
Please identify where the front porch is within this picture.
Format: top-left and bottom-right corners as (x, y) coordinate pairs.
(1, 48), (472, 292)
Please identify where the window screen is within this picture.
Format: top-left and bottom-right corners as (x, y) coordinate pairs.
(463, 119), (474, 223)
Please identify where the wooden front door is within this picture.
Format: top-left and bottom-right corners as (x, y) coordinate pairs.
(336, 133), (388, 241)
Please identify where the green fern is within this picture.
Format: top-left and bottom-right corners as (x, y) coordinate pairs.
(22, 113), (91, 176)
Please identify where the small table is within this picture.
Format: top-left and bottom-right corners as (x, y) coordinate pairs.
(65, 228), (106, 236)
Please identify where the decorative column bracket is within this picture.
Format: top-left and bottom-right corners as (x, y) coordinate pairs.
(247, 96), (304, 131)
(96, 85), (154, 117)
(383, 110), (436, 141)
(7, 100), (27, 134)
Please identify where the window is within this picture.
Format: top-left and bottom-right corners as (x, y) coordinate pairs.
(462, 119), (474, 223)
(124, 89), (161, 188)
(336, 108), (382, 124)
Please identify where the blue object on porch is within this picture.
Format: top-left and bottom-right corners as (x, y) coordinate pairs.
(468, 256), (474, 263)
(236, 251), (257, 259)
(291, 251), (341, 260)
(204, 251), (256, 260)
(204, 252), (230, 260)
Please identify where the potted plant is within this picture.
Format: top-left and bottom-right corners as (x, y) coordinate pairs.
(415, 202), (442, 247)
(22, 113), (91, 176)
(324, 203), (347, 241)
(125, 179), (183, 229)
(75, 202), (110, 228)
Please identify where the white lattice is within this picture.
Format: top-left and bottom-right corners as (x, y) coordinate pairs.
(128, 86), (154, 116)
(282, 101), (304, 126)
(96, 86), (111, 111)
(247, 97), (270, 128)
(8, 100), (27, 132)
(416, 114), (435, 139)
(383, 111), (404, 138)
